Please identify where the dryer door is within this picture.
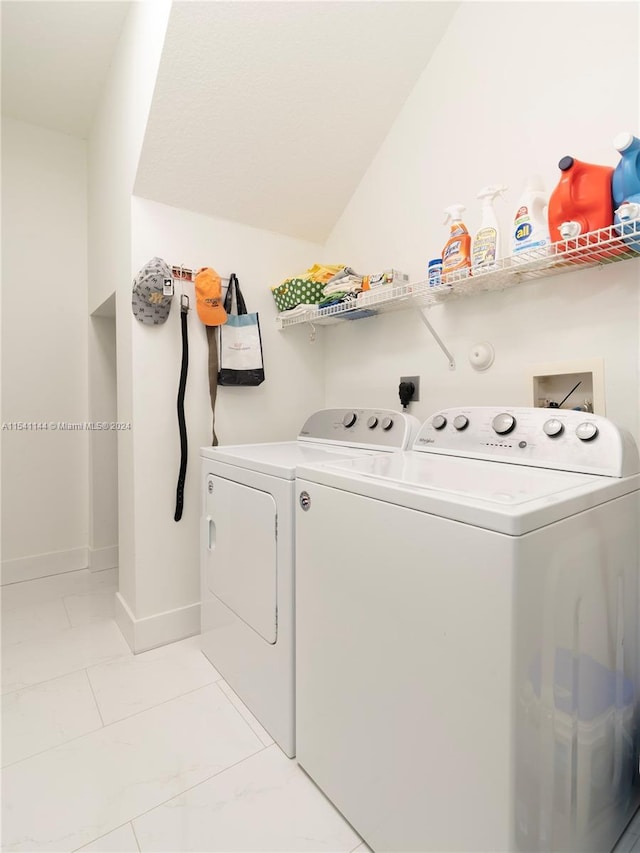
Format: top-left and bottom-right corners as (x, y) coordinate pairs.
(205, 474), (277, 643)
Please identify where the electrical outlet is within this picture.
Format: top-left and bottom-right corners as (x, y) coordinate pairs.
(400, 375), (420, 402)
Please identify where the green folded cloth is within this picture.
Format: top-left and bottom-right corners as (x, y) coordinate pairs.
(319, 291), (348, 307)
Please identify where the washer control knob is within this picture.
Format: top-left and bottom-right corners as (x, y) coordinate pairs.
(381, 417), (394, 431)
(543, 418), (564, 438)
(492, 413), (516, 435)
(343, 412), (357, 428)
(453, 415), (469, 431)
(367, 416), (378, 429)
(432, 414), (447, 430)
(576, 422), (599, 442)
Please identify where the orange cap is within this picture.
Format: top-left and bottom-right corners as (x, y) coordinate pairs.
(195, 267), (228, 326)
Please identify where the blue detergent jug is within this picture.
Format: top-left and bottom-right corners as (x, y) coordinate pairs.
(612, 132), (640, 204)
(613, 133), (640, 251)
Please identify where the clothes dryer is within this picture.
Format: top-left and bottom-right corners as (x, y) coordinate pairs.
(296, 407), (640, 852)
(200, 408), (419, 758)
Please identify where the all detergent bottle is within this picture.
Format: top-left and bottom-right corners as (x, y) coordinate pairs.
(612, 132), (640, 206)
(548, 156), (614, 244)
(442, 204), (471, 279)
(472, 185), (507, 272)
(511, 176), (550, 256)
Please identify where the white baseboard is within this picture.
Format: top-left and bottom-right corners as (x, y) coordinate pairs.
(88, 545), (119, 573)
(114, 592), (200, 654)
(1, 547), (88, 586)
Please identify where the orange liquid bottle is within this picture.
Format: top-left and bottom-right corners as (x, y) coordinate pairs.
(548, 156), (621, 261)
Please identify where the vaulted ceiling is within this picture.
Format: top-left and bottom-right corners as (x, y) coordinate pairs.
(2, 0), (457, 242)
(134, 1), (457, 242)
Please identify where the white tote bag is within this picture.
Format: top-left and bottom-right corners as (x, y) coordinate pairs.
(218, 274), (265, 386)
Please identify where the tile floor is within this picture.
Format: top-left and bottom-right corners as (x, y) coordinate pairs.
(2, 567), (640, 853)
(1, 569), (365, 853)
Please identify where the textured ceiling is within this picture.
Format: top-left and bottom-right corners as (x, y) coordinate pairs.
(135, 1), (458, 243)
(1, 1), (130, 138)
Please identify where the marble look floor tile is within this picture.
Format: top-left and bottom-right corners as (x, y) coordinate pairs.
(1, 598), (70, 646)
(2, 670), (103, 767)
(218, 679), (274, 747)
(614, 830), (640, 853)
(133, 744), (361, 852)
(75, 823), (139, 852)
(87, 636), (221, 724)
(2, 620), (131, 694)
(63, 589), (116, 627)
(625, 808), (640, 836)
(2, 683), (263, 852)
(1, 569), (117, 611)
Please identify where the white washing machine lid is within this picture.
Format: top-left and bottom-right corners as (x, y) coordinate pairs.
(296, 452), (640, 535)
(200, 441), (378, 480)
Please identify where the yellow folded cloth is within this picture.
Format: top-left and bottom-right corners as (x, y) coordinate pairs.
(271, 264), (344, 290)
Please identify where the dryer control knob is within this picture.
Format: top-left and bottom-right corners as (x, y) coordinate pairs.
(343, 412), (357, 428)
(576, 422), (599, 442)
(453, 415), (469, 431)
(543, 418), (564, 437)
(432, 415), (447, 430)
(367, 416), (378, 429)
(492, 413), (516, 435)
(381, 417), (394, 431)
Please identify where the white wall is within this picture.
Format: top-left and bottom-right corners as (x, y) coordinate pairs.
(126, 197), (325, 649)
(88, 311), (118, 571)
(87, 0), (171, 624)
(323, 2), (640, 439)
(1, 117), (89, 583)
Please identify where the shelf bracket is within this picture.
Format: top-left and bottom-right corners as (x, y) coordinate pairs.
(412, 304), (455, 370)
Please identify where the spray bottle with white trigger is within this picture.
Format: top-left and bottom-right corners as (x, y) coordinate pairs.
(442, 204), (472, 278)
(472, 185), (507, 272)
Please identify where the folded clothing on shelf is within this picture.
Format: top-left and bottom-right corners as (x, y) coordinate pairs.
(324, 266), (363, 285)
(278, 303), (319, 319)
(323, 277), (363, 296)
(318, 292), (358, 311)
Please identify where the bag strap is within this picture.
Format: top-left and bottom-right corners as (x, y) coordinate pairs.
(205, 325), (219, 446)
(223, 273), (248, 315)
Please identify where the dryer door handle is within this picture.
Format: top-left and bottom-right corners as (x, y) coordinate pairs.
(207, 515), (216, 550)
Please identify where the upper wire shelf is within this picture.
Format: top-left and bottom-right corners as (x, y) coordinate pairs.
(275, 219), (640, 329)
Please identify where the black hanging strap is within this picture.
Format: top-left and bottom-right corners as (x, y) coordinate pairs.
(223, 272), (247, 315)
(174, 294), (189, 521)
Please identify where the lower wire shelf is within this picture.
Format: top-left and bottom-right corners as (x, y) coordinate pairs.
(275, 219), (640, 331)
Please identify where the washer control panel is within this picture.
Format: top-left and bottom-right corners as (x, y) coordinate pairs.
(414, 407), (639, 477)
(298, 408), (420, 450)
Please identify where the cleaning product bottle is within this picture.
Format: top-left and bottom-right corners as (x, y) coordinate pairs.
(511, 176), (551, 256)
(442, 205), (471, 279)
(547, 156), (614, 243)
(612, 133), (640, 252)
(472, 185), (507, 271)
(612, 132), (640, 207)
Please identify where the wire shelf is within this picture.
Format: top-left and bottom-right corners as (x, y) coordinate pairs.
(275, 219), (640, 329)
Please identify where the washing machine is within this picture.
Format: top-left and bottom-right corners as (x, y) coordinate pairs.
(200, 408), (419, 758)
(296, 406), (640, 852)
